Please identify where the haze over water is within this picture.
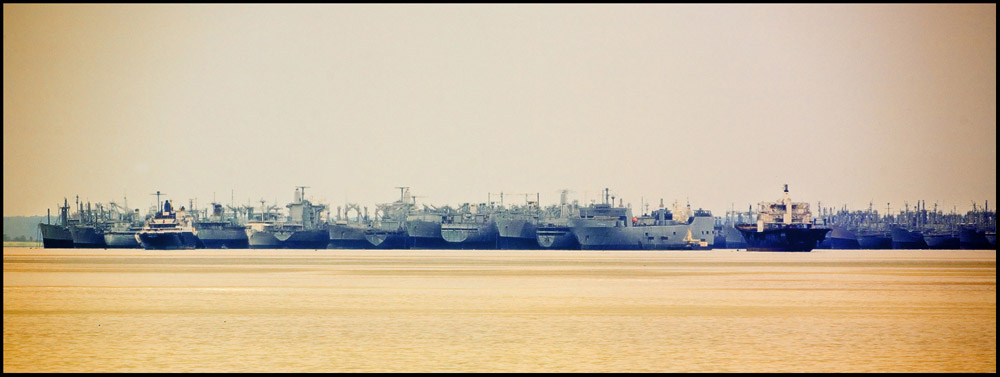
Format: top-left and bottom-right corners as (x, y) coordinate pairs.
(3, 248), (995, 373)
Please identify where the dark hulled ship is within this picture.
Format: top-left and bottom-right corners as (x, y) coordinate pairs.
(735, 185), (830, 252)
(38, 198), (74, 248)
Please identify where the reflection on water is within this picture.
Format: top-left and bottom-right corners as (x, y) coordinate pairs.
(3, 248), (995, 372)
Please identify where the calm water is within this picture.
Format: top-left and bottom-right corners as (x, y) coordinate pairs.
(3, 247), (995, 373)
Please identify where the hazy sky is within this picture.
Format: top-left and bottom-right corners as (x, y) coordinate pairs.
(4, 4), (996, 217)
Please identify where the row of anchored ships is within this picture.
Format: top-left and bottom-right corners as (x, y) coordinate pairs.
(37, 185), (995, 252)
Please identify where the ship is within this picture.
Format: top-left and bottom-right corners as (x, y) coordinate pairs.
(828, 224), (861, 249)
(535, 197), (581, 249)
(441, 203), (499, 249)
(67, 198), (109, 248)
(194, 203), (249, 249)
(735, 185), (830, 252)
(856, 230), (892, 249)
(329, 203), (372, 249)
(363, 188), (413, 249)
(923, 231), (960, 249)
(493, 194), (542, 249)
(38, 198), (74, 248)
(247, 187), (329, 249)
(136, 199), (200, 250)
(959, 225), (991, 249)
(404, 189), (452, 249)
(890, 226), (927, 249)
(102, 199), (144, 248)
(570, 189), (714, 250)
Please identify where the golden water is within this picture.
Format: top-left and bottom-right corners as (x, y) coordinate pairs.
(3, 248), (995, 372)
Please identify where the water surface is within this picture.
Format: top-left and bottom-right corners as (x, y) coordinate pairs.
(3, 248), (995, 372)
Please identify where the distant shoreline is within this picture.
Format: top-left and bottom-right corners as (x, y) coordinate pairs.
(3, 242), (42, 248)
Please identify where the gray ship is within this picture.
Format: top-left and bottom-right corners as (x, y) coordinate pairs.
(364, 188), (414, 249)
(536, 197), (581, 249)
(38, 198), (74, 248)
(195, 203), (249, 249)
(571, 189), (714, 250)
(101, 198), (144, 248)
(247, 187), (329, 249)
(494, 193), (543, 249)
(441, 203), (498, 249)
(329, 203), (372, 249)
(405, 191), (452, 249)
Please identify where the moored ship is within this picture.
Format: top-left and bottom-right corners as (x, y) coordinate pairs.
(39, 198), (74, 248)
(441, 203), (498, 249)
(247, 187), (329, 249)
(329, 203), (372, 249)
(136, 199), (200, 250)
(571, 189), (714, 250)
(735, 185), (830, 252)
(195, 203), (249, 249)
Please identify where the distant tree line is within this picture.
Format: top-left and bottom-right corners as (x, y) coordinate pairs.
(3, 234), (36, 242)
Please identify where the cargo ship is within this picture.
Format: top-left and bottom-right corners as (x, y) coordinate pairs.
(247, 187), (329, 249)
(38, 198), (74, 248)
(570, 189), (714, 250)
(890, 226), (927, 249)
(494, 198), (541, 250)
(735, 185), (830, 252)
(441, 203), (498, 249)
(136, 199), (200, 250)
(195, 203), (249, 249)
(363, 188), (414, 249)
(329, 203), (372, 249)
(828, 224), (861, 249)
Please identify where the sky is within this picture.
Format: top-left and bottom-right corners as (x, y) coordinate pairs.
(3, 4), (996, 217)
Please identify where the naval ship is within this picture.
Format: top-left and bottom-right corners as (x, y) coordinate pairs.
(536, 197), (582, 249)
(65, 197), (108, 248)
(329, 203), (372, 249)
(570, 189), (714, 250)
(364, 188), (414, 249)
(136, 199), (200, 250)
(194, 203), (249, 249)
(247, 187), (329, 249)
(494, 193), (544, 249)
(404, 190), (452, 249)
(102, 201), (144, 248)
(38, 198), (75, 248)
(735, 185), (830, 252)
(441, 203), (499, 249)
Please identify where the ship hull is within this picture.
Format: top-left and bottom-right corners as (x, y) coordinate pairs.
(406, 219), (450, 249)
(536, 226), (580, 249)
(329, 223), (372, 249)
(959, 227), (991, 250)
(103, 231), (141, 248)
(723, 225), (747, 249)
(441, 222), (498, 249)
(495, 218), (540, 249)
(196, 228), (250, 249)
(249, 228), (329, 249)
(829, 225), (861, 249)
(857, 233), (892, 249)
(572, 217), (715, 250)
(891, 227), (927, 249)
(39, 223), (74, 248)
(138, 231), (199, 250)
(69, 225), (107, 248)
(364, 231), (409, 249)
(736, 226), (831, 252)
(924, 234), (960, 249)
